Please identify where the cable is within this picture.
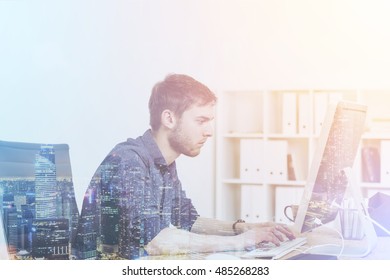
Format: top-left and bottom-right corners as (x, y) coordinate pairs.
(303, 219), (345, 258)
(326, 225), (345, 258)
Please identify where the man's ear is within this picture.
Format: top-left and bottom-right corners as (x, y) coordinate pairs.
(160, 109), (177, 129)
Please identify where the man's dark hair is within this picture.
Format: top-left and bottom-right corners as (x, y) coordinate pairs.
(149, 74), (217, 131)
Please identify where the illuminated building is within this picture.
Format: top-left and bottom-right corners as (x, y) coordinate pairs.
(34, 145), (59, 219)
(31, 218), (69, 259)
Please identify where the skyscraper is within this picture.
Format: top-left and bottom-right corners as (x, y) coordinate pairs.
(32, 145), (73, 259)
(34, 145), (59, 219)
(31, 218), (69, 259)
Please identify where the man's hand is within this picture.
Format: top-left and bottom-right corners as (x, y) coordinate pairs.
(145, 227), (191, 256)
(236, 222), (296, 247)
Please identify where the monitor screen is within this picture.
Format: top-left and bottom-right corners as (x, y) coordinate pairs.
(294, 101), (367, 233)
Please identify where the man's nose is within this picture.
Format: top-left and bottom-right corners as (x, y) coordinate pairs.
(203, 122), (214, 137)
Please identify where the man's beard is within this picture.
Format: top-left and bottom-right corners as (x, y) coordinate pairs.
(168, 123), (200, 157)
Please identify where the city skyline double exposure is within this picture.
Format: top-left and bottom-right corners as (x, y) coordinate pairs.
(1, 140), (199, 260)
(73, 152), (199, 260)
(0, 141), (79, 259)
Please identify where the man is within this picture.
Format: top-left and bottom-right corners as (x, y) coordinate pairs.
(74, 74), (294, 260)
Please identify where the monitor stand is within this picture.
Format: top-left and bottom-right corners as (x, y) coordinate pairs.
(305, 167), (378, 258)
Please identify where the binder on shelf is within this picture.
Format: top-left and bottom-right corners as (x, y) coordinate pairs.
(298, 94), (311, 135)
(266, 140), (288, 183)
(240, 139), (264, 182)
(240, 185), (253, 222)
(287, 154), (296, 181)
(289, 146), (307, 181)
(251, 185), (268, 223)
(381, 141), (390, 185)
(361, 147), (380, 183)
(282, 92), (297, 134)
(314, 93), (328, 135)
(240, 185), (267, 223)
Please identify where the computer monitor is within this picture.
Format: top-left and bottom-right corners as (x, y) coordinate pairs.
(0, 140), (79, 260)
(293, 101), (378, 257)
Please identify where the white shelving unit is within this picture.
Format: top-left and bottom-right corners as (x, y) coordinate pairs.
(215, 90), (390, 223)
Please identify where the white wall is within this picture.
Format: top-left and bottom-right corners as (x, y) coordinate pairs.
(1, 0), (390, 216)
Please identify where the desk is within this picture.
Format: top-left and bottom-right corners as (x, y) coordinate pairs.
(142, 227), (390, 260)
(284, 226), (390, 260)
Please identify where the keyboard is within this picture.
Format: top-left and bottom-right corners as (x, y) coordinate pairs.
(241, 237), (307, 260)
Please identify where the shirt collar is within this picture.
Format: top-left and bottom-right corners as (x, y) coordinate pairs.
(141, 129), (175, 170)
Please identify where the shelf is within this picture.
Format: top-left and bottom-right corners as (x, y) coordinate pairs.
(266, 134), (312, 139)
(362, 133), (390, 140)
(222, 178), (306, 186)
(223, 133), (313, 139)
(222, 179), (263, 185)
(223, 179), (387, 188)
(223, 133), (264, 138)
(268, 181), (307, 186)
(216, 89), (390, 222)
(359, 182), (388, 188)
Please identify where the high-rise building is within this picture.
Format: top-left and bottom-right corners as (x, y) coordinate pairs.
(31, 218), (69, 259)
(34, 145), (59, 219)
(3, 203), (18, 254)
(99, 161), (120, 254)
(74, 187), (98, 260)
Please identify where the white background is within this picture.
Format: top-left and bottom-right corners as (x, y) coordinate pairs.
(2, 0), (390, 216)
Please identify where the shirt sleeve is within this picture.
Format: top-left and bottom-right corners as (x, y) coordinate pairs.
(171, 178), (200, 232)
